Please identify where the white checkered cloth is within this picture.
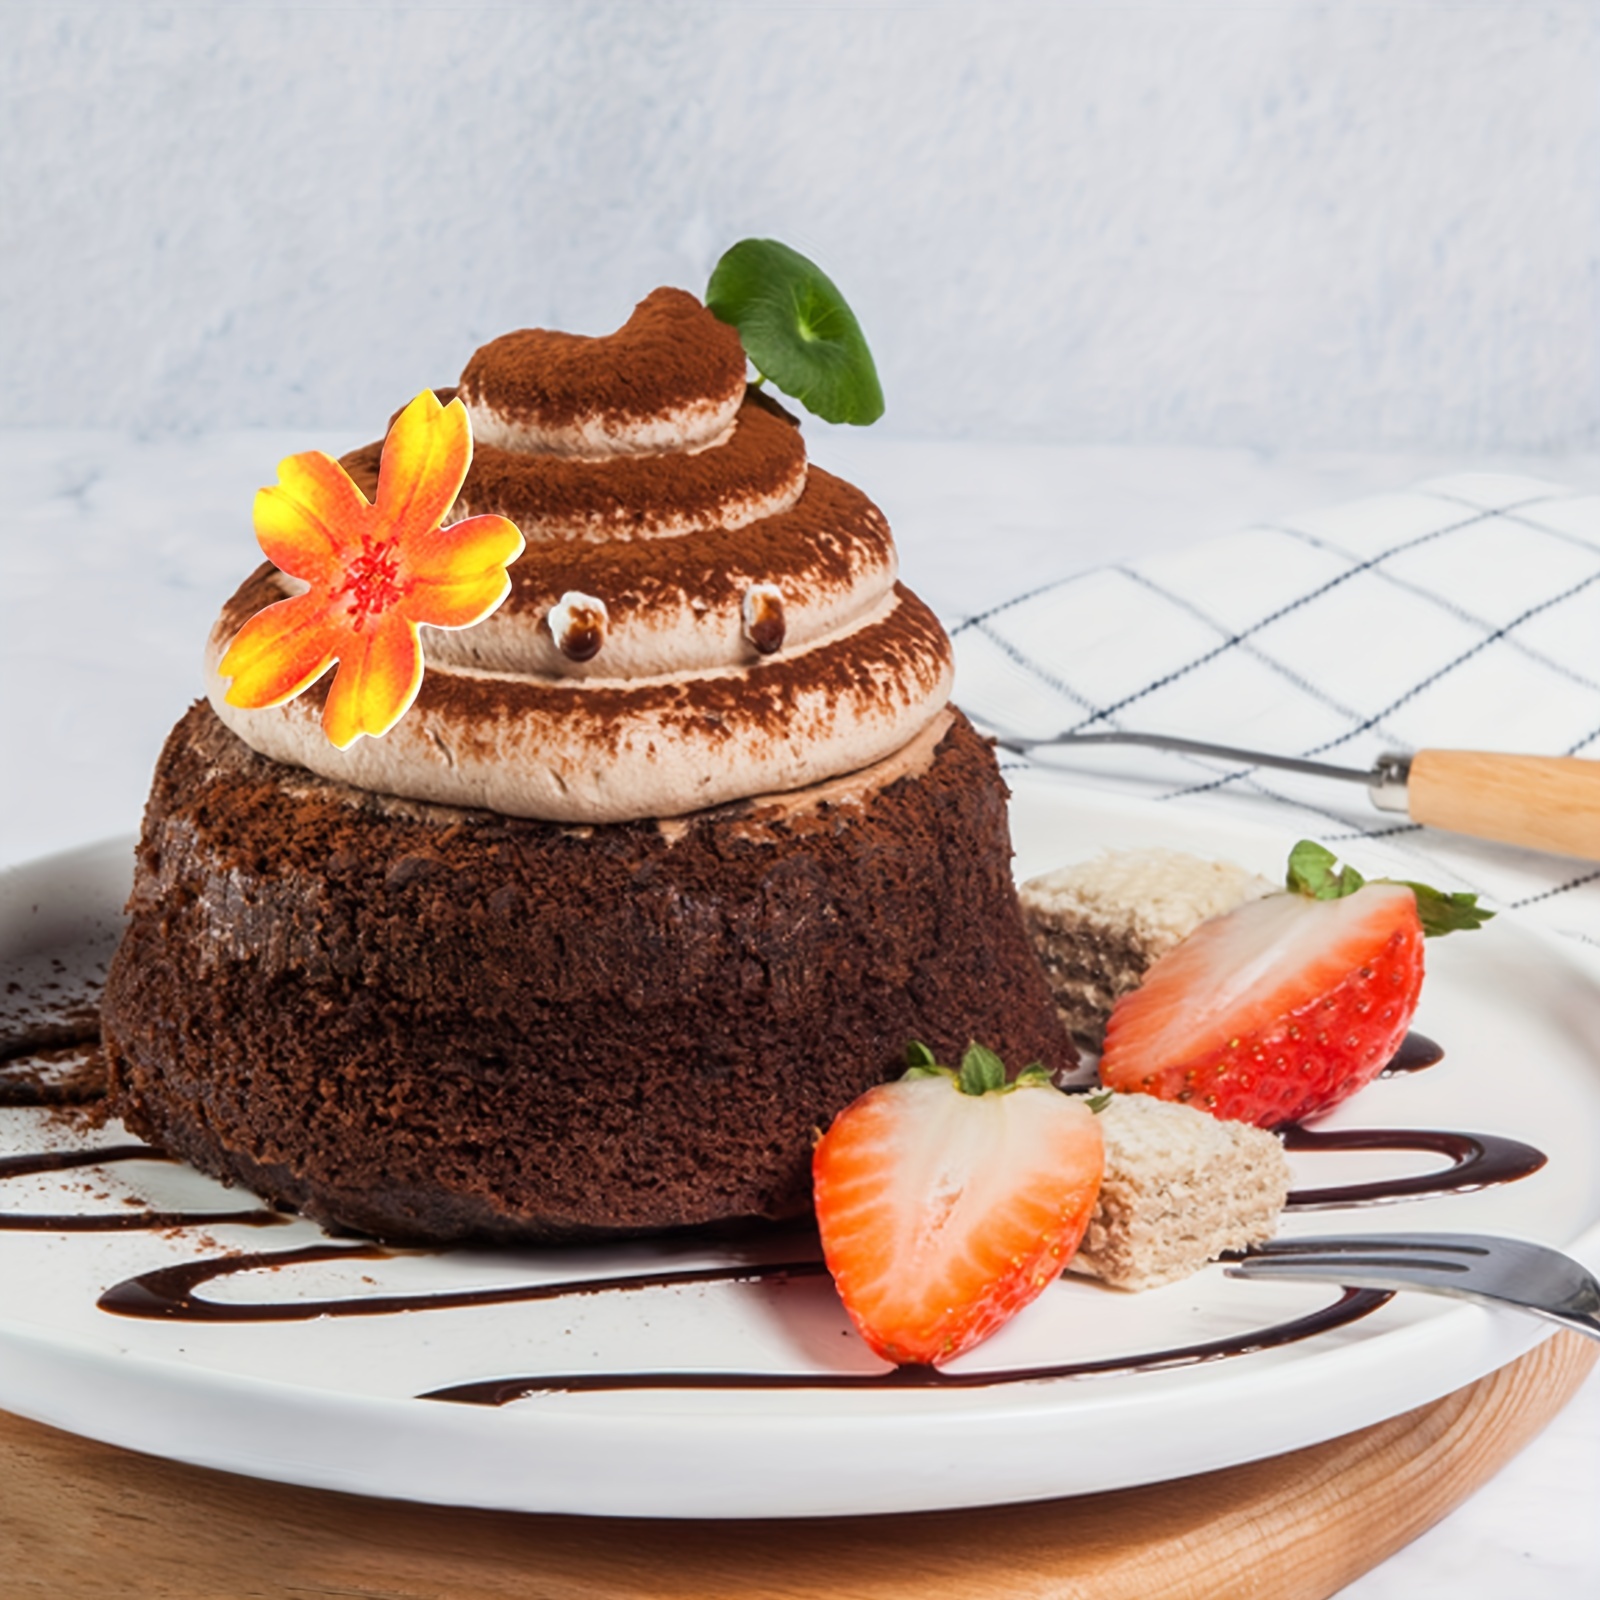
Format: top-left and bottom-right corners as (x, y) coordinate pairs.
(951, 474), (1600, 948)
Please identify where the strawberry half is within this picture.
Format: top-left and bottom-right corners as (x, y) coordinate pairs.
(813, 1044), (1104, 1367)
(1100, 842), (1490, 1128)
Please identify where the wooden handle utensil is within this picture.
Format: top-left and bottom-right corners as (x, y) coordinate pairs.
(983, 724), (1600, 862)
(1405, 751), (1600, 862)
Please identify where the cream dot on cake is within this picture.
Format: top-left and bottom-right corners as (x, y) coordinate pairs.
(548, 591), (608, 662)
(742, 582), (786, 655)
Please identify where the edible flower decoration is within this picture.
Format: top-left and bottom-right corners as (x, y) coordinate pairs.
(219, 392), (525, 748)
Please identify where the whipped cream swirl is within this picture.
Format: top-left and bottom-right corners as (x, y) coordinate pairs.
(207, 289), (954, 823)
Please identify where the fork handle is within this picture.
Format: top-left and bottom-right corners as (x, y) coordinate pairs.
(1405, 750), (1600, 863)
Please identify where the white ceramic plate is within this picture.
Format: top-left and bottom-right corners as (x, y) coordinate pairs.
(3, 787), (1600, 1519)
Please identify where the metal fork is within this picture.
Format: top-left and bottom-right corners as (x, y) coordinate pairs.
(968, 717), (1600, 863)
(1226, 1233), (1600, 1341)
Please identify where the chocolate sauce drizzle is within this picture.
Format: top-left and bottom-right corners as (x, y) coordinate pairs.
(90, 1235), (1390, 1401)
(1283, 1126), (1546, 1210)
(0, 1024), (1547, 1404)
(0, 1143), (287, 1232)
(419, 1288), (1392, 1404)
(96, 1243), (824, 1322)
(1379, 1031), (1445, 1075)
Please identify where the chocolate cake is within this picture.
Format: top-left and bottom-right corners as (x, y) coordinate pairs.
(102, 287), (1074, 1243)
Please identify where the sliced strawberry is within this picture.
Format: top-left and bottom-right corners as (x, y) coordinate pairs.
(1100, 880), (1424, 1127)
(813, 1044), (1104, 1367)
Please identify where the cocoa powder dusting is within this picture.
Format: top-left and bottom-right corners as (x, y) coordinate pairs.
(0, 1041), (108, 1107)
(458, 288), (746, 430)
(456, 400), (805, 538)
(486, 468), (890, 624)
(308, 460), (892, 633)
(345, 394), (805, 547)
(408, 584), (949, 758)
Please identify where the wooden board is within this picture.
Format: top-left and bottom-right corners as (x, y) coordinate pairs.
(0, 1331), (1593, 1599)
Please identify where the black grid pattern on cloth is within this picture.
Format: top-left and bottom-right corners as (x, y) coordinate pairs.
(950, 475), (1600, 944)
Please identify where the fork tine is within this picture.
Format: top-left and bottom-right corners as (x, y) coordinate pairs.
(1226, 1232), (1600, 1342)
(1238, 1254), (1471, 1276)
(1244, 1233), (1491, 1263)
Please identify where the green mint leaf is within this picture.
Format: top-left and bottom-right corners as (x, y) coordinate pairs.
(1395, 881), (1496, 937)
(957, 1042), (1008, 1096)
(1286, 840), (1365, 900)
(705, 239), (884, 426)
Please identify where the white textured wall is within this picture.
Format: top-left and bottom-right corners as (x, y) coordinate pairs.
(3, 1), (1597, 449)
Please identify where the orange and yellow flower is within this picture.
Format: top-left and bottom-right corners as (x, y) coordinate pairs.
(219, 392), (524, 748)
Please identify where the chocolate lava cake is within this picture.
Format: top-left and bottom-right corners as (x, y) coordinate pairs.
(102, 287), (1074, 1243)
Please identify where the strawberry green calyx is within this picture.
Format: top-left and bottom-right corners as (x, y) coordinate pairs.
(1396, 879), (1497, 936)
(902, 1040), (1052, 1095)
(1284, 840), (1493, 938)
(1285, 840), (1366, 901)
